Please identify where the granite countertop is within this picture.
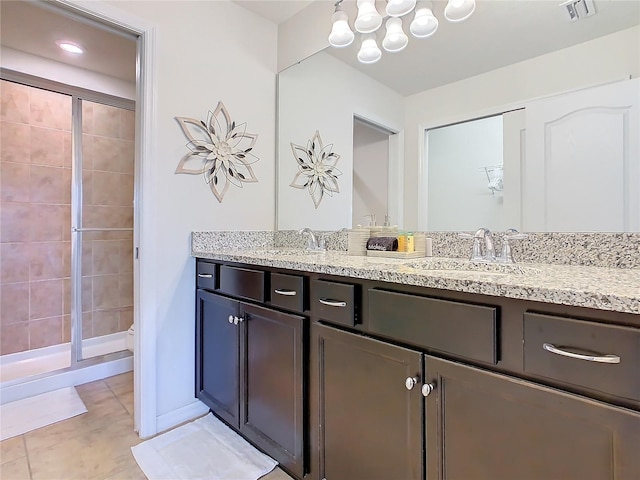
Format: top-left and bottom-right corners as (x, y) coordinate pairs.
(192, 247), (640, 315)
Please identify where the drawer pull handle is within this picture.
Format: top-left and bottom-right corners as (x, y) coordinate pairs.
(542, 343), (621, 364)
(198, 273), (213, 278)
(319, 298), (347, 308)
(274, 289), (297, 296)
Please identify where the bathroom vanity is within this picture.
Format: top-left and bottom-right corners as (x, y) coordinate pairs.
(192, 243), (640, 480)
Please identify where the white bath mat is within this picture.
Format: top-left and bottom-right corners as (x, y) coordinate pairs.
(131, 413), (278, 480)
(0, 387), (87, 440)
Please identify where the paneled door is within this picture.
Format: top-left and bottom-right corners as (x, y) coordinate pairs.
(523, 78), (639, 232)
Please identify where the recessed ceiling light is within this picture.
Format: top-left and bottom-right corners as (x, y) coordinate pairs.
(57, 41), (84, 55)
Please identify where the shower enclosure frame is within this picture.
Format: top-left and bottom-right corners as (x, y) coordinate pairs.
(0, 69), (136, 392)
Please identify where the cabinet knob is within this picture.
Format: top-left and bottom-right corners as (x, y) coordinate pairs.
(228, 315), (234, 324)
(422, 383), (435, 397)
(236, 316), (244, 323)
(405, 376), (419, 390)
(233, 316), (239, 325)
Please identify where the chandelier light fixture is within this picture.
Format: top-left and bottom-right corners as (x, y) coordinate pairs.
(328, 0), (476, 64)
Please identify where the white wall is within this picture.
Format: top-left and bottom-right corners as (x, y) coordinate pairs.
(277, 51), (403, 230)
(99, 0), (277, 425)
(405, 26), (640, 229)
(426, 116), (505, 231)
(352, 121), (389, 227)
(0, 46), (136, 99)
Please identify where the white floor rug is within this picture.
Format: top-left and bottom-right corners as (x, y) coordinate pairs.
(131, 413), (278, 480)
(0, 387), (87, 440)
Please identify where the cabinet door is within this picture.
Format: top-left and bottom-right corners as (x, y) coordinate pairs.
(240, 303), (305, 479)
(424, 355), (640, 480)
(195, 289), (240, 427)
(312, 323), (423, 480)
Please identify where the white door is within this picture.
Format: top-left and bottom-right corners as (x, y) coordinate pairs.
(523, 78), (639, 232)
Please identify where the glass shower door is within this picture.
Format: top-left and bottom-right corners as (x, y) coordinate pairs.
(75, 99), (135, 361)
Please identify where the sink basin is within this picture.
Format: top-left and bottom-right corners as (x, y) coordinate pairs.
(406, 258), (541, 275)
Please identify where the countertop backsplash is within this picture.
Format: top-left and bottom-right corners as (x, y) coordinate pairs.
(192, 231), (640, 269)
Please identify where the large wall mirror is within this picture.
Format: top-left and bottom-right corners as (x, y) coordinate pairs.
(277, 0), (639, 232)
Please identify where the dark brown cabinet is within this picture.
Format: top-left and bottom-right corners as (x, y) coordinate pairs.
(196, 286), (306, 478)
(311, 323), (423, 480)
(424, 355), (640, 480)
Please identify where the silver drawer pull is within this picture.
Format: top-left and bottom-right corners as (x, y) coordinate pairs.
(319, 298), (347, 308)
(542, 343), (621, 364)
(274, 289), (297, 296)
(198, 273), (213, 278)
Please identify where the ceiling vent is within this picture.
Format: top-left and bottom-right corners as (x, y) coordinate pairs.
(560, 0), (597, 22)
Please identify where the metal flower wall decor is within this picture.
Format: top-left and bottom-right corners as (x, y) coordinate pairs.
(290, 130), (342, 209)
(175, 101), (259, 202)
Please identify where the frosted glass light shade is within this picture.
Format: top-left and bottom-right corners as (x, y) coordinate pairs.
(410, 5), (438, 38)
(444, 0), (476, 22)
(386, 0), (417, 17)
(328, 10), (355, 47)
(357, 34), (382, 64)
(382, 18), (408, 52)
(354, 0), (383, 33)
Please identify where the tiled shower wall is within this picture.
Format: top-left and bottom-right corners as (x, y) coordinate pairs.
(0, 81), (134, 355)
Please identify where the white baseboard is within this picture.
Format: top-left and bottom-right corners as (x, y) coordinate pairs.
(154, 399), (210, 437)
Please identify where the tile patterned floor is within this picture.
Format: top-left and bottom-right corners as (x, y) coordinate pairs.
(0, 372), (293, 480)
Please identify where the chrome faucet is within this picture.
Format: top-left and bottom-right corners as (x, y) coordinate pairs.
(475, 227), (496, 261)
(459, 227), (496, 262)
(298, 228), (321, 251)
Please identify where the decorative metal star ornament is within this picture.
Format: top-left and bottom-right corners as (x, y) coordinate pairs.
(175, 101), (259, 202)
(290, 130), (342, 209)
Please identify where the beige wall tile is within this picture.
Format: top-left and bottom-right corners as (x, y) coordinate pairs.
(82, 169), (93, 205)
(119, 307), (133, 331)
(92, 240), (120, 275)
(63, 131), (72, 167)
(81, 134), (93, 170)
(119, 109), (135, 141)
(1, 80), (30, 124)
(30, 126), (66, 167)
(30, 165), (66, 204)
(0, 435), (27, 465)
(93, 310), (120, 337)
(0, 322), (29, 354)
(1, 203), (31, 243)
(82, 312), (93, 339)
(29, 204), (64, 242)
(1, 243), (30, 283)
(0, 121), (30, 163)
(1, 162), (31, 202)
(30, 242), (66, 281)
(63, 278), (71, 316)
(63, 314), (71, 343)
(81, 240), (93, 276)
(92, 171), (124, 206)
(30, 279), (63, 320)
(29, 87), (71, 131)
(93, 275), (119, 310)
(91, 102), (120, 138)
(1, 282), (30, 325)
(83, 206), (133, 229)
(119, 140), (135, 174)
(119, 274), (133, 308)
(82, 103), (94, 136)
(62, 205), (71, 241)
(82, 277), (93, 313)
(29, 316), (63, 349)
(119, 174), (134, 207)
(118, 239), (133, 274)
(92, 136), (124, 172)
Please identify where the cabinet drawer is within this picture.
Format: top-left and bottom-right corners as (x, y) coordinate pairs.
(368, 289), (497, 364)
(219, 265), (265, 302)
(524, 312), (640, 401)
(271, 273), (306, 312)
(196, 260), (218, 291)
(311, 279), (358, 327)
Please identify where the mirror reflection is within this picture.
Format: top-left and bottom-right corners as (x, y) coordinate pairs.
(277, 0), (640, 232)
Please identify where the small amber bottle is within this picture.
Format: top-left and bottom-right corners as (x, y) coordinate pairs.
(397, 231), (407, 252)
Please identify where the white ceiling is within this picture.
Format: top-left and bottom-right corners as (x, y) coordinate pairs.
(0, 1), (137, 83)
(1, 1), (637, 96)
(231, 0), (316, 24)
